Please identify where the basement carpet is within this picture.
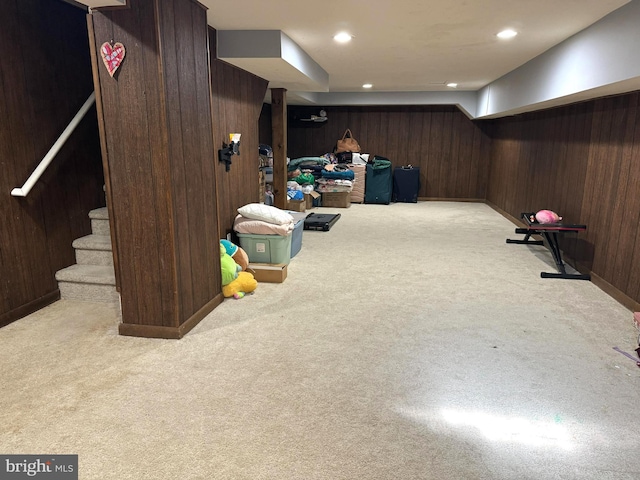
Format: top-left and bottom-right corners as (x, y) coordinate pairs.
(1, 202), (638, 480)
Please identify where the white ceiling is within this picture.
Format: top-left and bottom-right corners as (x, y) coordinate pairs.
(80, 0), (632, 111)
(204, 0), (629, 91)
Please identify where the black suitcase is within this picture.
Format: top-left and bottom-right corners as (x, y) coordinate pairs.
(392, 166), (420, 203)
(364, 157), (393, 204)
(303, 213), (341, 231)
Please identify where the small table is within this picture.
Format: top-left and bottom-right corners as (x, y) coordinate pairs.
(506, 212), (590, 280)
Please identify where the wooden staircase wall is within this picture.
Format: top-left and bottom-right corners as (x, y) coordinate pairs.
(89, 0), (222, 338)
(0, 0), (104, 328)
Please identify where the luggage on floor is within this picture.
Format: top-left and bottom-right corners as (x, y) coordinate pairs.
(347, 164), (366, 203)
(364, 156), (393, 204)
(303, 213), (341, 231)
(392, 165), (420, 203)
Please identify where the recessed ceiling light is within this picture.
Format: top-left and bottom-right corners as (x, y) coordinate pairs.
(446, 83), (458, 88)
(333, 32), (353, 43)
(362, 83), (373, 89)
(497, 29), (518, 39)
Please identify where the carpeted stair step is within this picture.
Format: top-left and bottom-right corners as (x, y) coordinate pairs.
(89, 207), (110, 236)
(72, 234), (113, 266)
(55, 264), (119, 304)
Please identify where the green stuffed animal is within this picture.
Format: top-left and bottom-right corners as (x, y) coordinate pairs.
(220, 242), (257, 298)
(220, 239), (249, 271)
(220, 244), (240, 286)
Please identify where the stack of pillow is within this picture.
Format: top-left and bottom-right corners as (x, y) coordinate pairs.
(233, 203), (295, 236)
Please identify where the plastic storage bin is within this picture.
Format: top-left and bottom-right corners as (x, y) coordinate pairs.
(237, 232), (292, 265)
(290, 219), (304, 258)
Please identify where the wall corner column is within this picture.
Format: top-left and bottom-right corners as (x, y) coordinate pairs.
(271, 88), (287, 210)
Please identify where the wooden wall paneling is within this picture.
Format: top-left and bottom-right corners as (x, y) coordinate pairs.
(548, 111), (579, 262)
(131, 4), (172, 326)
(467, 124), (482, 199)
(12, 3), (55, 303)
(356, 106), (370, 158)
(91, 0), (224, 337)
(451, 114), (465, 197)
(395, 108), (411, 166)
(282, 105), (491, 201)
(213, 57), (231, 234)
(384, 109), (400, 164)
(534, 115), (559, 211)
(593, 95), (629, 280)
(498, 122), (515, 214)
(521, 118), (534, 213)
(259, 103), (272, 146)
(486, 90), (640, 307)
(367, 108), (382, 160)
(209, 28), (267, 238)
(488, 120), (506, 204)
(443, 110), (456, 197)
(329, 108), (340, 152)
(623, 99), (640, 300)
(1, 0), (37, 312)
(606, 93), (639, 289)
(271, 88), (287, 209)
(554, 109), (573, 218)
(469, 122), (491, 200)
(161, 0), (217, 318)
(497, 122), (513, 212)
(93, 2), (180, 329)
(419, 111), (432, 197)
(160, 0), (194, 319)
(435, 109), (448, 196)
(563, 103), (592, 226)
(427, 110), (444, 197)
(195, 8), (220, 302)
(1, 0), (103, 326)
(581, 98), (616, 274)
(447, 111), (461, 197)
(477, 125), (492, 199)
(407, 109), (424, 186)
(455, 113), (473, 197)
(525, 117), (543, 213)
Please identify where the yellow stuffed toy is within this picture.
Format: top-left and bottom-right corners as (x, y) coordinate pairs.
(222, 271), (257, 299)
(220, 242), (257, 298)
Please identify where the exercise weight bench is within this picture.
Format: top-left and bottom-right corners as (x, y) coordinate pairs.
(506, 212), (590, 280)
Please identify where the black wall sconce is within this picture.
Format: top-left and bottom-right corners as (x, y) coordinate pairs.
(218, 134), (241, 172)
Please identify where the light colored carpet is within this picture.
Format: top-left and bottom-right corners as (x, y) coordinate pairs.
(1, 202), (638, 480)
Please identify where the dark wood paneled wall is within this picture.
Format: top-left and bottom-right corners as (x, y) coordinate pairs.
(209, 28), (269, 238)
(287, 106), (491, 200)
(0, 0), (104, 328)
(487, 92), (640, 309)
(90, 0), (221, 337)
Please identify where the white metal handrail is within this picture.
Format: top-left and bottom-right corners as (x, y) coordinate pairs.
(11, 92), (96, 197)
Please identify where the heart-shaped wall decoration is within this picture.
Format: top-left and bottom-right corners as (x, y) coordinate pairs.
(100, 41), (126, 78)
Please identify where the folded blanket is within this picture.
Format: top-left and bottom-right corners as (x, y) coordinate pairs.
(288, 156), (330, 171)
(321, 168), (355, 180)
(233, 215), (293, 236)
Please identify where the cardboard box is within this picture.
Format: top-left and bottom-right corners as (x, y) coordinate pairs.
(287, 199), (306, 212)
(247, 263), (287, 283)
(322, 191), (351, 208)
(305, 191), (321, 209)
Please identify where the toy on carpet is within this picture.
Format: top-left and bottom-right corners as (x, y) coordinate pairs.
(531, 209), (562, 224)
(220, 239), (249, 271)
(220, 242), (257, 298)
(222, 271), (257, 298)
